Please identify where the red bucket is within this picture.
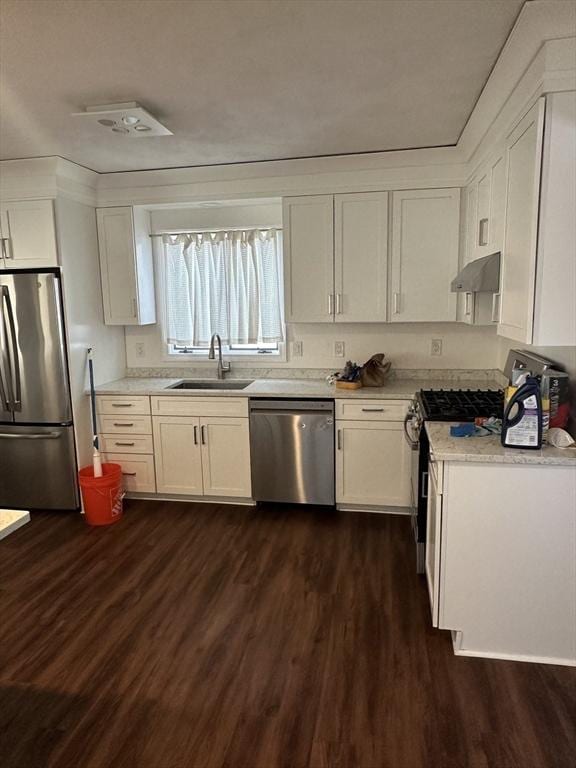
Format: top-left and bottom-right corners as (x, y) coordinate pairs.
(78, 463), (124, 526)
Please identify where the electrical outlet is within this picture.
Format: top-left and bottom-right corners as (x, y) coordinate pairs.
(135, 342), (146, 358)
(292, 340), (303, 357)
(334, 341), (345, 357)
(431, 338), (443, 357)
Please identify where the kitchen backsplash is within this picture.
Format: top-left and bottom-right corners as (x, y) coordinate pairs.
(125, 366), (501, 382)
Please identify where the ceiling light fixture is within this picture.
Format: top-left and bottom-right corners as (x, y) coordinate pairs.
(72, 102), (172, 137)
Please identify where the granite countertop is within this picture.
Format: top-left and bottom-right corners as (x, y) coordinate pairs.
(426, 422), (576, 466)
(94, 377), (501, 400)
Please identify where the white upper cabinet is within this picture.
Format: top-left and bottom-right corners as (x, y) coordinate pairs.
(0, 199), (58, 269)
(334, 191), (388, 322)
(283, 195), (334, 323)
(390, 188), (460, 322)
(498, 99), (545, 343)
(96, 206), (156, 326)
(460, 149), (507, 327)
(283, 191), (389, 323)
(531, 92), (576, 347)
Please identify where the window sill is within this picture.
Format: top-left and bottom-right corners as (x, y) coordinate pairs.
(162, 347), (287, 365)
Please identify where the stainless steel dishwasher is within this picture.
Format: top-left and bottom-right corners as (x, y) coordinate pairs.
(249, 399), (335, 505)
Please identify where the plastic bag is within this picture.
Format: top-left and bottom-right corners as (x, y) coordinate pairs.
(360, 353), (392, 387)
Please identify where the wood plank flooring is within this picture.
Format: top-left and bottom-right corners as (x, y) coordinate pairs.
(0, 500), (574, 768)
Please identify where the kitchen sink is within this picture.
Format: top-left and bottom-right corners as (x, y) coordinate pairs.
(167, 380), (254, 390)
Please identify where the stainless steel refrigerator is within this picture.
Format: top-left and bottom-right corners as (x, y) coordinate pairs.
(0, 269), (79, 510)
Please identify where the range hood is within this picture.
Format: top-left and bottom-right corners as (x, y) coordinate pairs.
(451, 251), (501, 293)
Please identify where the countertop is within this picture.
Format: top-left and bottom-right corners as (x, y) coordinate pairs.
(94, 377), (501, 400)
(426, 422), (576, 466)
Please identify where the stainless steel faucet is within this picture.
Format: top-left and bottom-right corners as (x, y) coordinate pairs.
(208, 333), (231, 379)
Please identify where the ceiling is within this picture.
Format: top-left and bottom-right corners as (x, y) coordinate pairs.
(0, 0), (524, 173)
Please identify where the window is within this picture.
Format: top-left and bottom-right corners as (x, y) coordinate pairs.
(162, 229), (284, 357)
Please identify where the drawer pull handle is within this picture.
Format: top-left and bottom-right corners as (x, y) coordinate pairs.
(111, 403), (133, 408)
(361, 408), (384, 412)
(113, 422), (134, 427)
(115, 441), (135, 446)
(122, 471), (137, 476)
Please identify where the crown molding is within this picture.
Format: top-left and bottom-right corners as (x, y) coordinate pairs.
(0, 156), (97, 206)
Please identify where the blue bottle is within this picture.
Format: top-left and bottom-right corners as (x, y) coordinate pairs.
(501, 375), (543, 449)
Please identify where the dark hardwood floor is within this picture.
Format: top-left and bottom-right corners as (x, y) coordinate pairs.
(0, 501), (574, 768)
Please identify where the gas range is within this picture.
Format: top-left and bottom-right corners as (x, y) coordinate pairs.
(416, 388), (504, 422)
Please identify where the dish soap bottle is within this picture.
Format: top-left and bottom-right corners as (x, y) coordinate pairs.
(501, 375), (543, 450)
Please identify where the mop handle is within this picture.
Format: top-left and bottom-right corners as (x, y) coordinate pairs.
(87, 348), (98, 450)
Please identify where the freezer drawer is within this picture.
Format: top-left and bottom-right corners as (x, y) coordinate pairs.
(0, 424), (79, 510)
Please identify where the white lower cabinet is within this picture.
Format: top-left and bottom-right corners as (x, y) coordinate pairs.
(425, 459), (443, 627)
(425, 457), (576, 666)
(101, 453), (156, 493)
(152, 411), (252, 499)
(200, 417), (251, 498)
(153, 416), (204, 495)
(335, 401), (412, 509)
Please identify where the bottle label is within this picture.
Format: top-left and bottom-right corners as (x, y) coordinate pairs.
(505, 413), (539, 447)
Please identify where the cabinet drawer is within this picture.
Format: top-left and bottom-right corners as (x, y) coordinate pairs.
(336, 399), (411, 422)
(96, 395), (151, 415)
(98, 415), (152, 435)
(151, 396), (248, 418)
(100, 434), (154, 454)
(102, 453), (156, 493)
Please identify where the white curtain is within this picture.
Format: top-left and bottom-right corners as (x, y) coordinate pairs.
(163, 229), (284, 346)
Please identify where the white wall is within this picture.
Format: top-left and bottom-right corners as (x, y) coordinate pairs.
(126, 202), (499, 372)
(55, 197), (126, 468)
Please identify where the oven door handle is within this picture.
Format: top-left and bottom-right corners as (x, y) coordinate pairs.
(403, 412), (420, 449)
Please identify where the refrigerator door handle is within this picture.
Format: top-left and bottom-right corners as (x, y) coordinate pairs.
(0, 430), (61, 440)
(0, 367), (9, 411)
(1, 286), (21, 411)
(0, 286), (14, 411)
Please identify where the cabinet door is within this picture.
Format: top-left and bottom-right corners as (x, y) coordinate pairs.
(460, 183), (478, 325)
(152, 416), (203, 495)
(476, 170), (491, 256)
(0, 200), (58, 268)
(283, 195), (334, 322)
(334, 192), (388, 322)
(498, 99), (545, 343)
(390, 189), (460, 322)
(425, 460), (443, 628)
(336, 421), (411, 507)
(96, 206), (155, 326)
(200, 417), (251, 498)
